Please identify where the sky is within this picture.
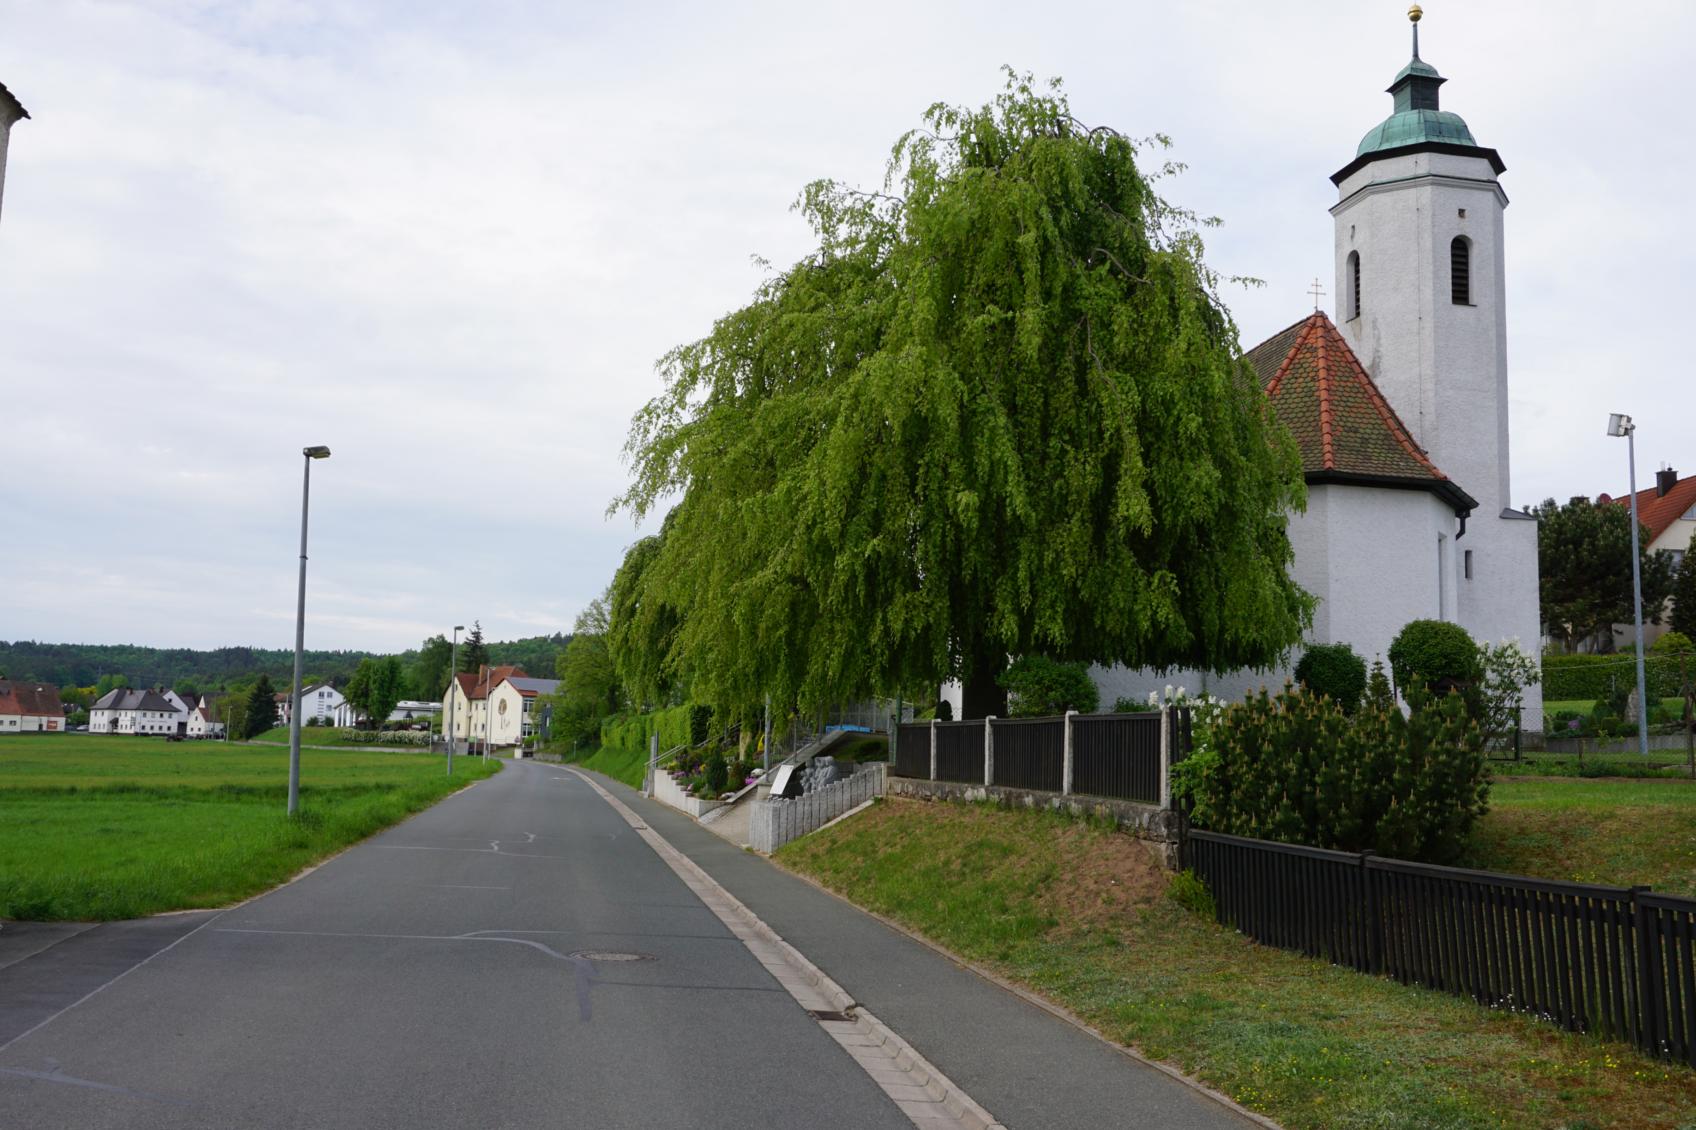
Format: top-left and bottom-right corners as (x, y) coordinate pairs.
(2, 0), (1691, 652)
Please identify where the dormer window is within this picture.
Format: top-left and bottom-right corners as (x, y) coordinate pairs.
(1450, 237), (1471, 305)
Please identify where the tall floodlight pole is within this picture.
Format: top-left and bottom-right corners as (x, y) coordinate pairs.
(446, 624), (463, 775)
(1608, 413), (1651, 757)
(288, 445), (332, 816)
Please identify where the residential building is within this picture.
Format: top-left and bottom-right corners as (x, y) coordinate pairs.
(90, 688), (183, 735)
(443, 666), (537, 747)
(1601, 467), (1696, 648)
(186, 697), (224, 739)
(0, 680), (64, 733)
(488, 676), (560, 746)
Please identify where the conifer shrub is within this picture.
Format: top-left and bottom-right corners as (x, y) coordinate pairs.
(1293, 643), (1368, 713)
(702, 749), (728, 795)
(1180, 673), (1488, 864)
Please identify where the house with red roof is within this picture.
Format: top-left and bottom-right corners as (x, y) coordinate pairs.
(0, 680), (65, 733)
(1086, 10), (1542, 718)
(1600, 467), (1696, 647)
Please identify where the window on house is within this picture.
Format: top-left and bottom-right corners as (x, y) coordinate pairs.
(1464, 549), (1473, 580)
(1450, 237), (1471, 305)
(1672, 549), (1686, 572)
(1347, 251), (1362, 319)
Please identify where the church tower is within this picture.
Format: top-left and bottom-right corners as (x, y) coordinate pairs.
(1330, 6), (1539, 658)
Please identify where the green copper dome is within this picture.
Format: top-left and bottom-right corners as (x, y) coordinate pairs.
(1354, 14), (1482, 159)
(1356, 108), (1477, 157)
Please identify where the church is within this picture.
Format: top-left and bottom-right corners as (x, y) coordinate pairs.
(1091, 7), (1544, 719)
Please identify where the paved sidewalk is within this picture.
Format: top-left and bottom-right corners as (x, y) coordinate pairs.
(598, 771), (1260, 1130)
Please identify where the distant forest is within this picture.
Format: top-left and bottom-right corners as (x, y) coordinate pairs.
(0, 635), (570, 693)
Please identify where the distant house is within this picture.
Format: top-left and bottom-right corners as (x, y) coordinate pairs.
(443, 666), (538, 746)
(0, 680), (64, 733)
(274, 692), (291, 728)
(186, 697), (224, 739)
(162, 689), (196, 736)
(1602, 466), (1696, 648)
(90, 688), (181, 735)
(327, 699), (439, 728)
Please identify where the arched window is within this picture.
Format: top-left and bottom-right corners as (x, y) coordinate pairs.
(1347, 251), (1361, 320)
(1450, 236), (1470, 305)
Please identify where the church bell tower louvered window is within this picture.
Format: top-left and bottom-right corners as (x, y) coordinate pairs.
(1450, 236), (1470, 305)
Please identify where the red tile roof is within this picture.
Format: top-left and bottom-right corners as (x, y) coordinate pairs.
(454, 666), (529, 700)
(1600, 474), (1696, 545)
(0, 680), (64, 717)
(1245, 312), (1477, 514)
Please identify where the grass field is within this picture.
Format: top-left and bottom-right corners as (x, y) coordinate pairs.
(780, 798), (1696, 1130)
(0, 734), (498, 921)
(1464, 775), (1696, 896)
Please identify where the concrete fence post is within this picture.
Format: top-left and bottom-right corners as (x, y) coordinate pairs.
(929, 719), (938, 781)
(984, 716), (995, 787)
(1159, 706), (1172, 810)
(1063, 710), (1077, 795)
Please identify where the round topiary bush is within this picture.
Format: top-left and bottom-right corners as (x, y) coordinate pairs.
(1387, 619), (1481, 700)
(1293, 643), (1368, 713)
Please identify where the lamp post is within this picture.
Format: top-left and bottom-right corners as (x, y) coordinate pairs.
(288, 445), (332, 816)
(1607, 413), (1651, 757)
(446, 624), (463, 774)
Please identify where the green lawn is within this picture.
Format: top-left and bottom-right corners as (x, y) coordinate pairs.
(1464, 775), (1696, 895)
(0, 733), (498, 920)
(1544, 698), (1685, 717)
(780, 798), (1696, 1130)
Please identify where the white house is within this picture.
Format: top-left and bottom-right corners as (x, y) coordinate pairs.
(186, 697), (224, 738)
(0, 79), (27, 228)
(442, 667), (555, 748)
(90, 688), (182, 735)
(0, 680), (64, 733)
(1033, 12), (1544, 719)
(1602, 468), (1696, 649)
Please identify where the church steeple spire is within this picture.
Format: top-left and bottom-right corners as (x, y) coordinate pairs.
(1388, 5), (1445, 113)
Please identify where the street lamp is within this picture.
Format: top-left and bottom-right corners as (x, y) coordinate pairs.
(446, 624), (463, 775)
(288, 445), (332, 816)
(1607, 414), (1650, 757)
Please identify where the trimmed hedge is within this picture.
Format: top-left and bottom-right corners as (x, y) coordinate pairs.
(1541, 653), (1682, 701)
(599, 705), (694, 755)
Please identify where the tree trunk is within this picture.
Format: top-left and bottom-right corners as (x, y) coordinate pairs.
(960, 653), (1008, 720)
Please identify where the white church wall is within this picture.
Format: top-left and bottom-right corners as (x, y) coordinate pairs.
(1318, 485), (1454, 671)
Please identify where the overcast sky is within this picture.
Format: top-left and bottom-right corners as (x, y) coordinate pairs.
(2, 0), (1690, 652)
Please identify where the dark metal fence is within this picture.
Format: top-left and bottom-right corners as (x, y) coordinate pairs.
(1187, 829), (1696, 1066)
(934, 720), (985, 783)
(990, 717), (1064, 792)
(887, 710), (1174, 806)
(894, 723), (931, 780)
(1071, 713), (1162, 804)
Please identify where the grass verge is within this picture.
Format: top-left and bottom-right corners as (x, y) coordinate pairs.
(558, 744), (649, 789)
(0, 734), (498, 920)
(778, 797), (1696, 1130)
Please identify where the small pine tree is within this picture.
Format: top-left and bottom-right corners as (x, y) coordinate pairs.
(244, 674), (278, 738)
(460, 621), (489, 674)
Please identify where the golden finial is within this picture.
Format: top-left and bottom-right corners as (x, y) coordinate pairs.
(1408, 4), (1423, 22)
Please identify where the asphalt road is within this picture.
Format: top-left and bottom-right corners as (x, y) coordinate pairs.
(0, 760), (1256, 1130)
(0, 762), (915, 1129)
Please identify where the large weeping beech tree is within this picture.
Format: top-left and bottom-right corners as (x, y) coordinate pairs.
(616, 74), (1311, 718)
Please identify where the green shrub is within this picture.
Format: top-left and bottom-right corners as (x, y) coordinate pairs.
(999, 656), (1099, 717)
(1387, 620), (1481, 700)
(1541, 653), (1681, 701)
(1293, 643), (1368, 713)
(1183, 683), (1488, 864)
(1111, 696), (1158, 714)
(1651, 631), (1694, 655)
(599, 705), (694, 755)
(703, 749), (728, 795)
(1167, 869), (1216, 918)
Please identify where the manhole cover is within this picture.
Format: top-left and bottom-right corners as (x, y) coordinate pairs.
(569, 950), (654, 962)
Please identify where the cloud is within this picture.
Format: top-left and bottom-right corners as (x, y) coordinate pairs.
(1, 0), (1691, 650)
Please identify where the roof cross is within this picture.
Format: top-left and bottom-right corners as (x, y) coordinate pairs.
(1307, 278), (1326, 311)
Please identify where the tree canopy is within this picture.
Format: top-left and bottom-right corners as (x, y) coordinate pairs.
(1671, 551), (1696, 641)
(1534, 496), (1674, 652)
(615, 73), (1310, 717)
